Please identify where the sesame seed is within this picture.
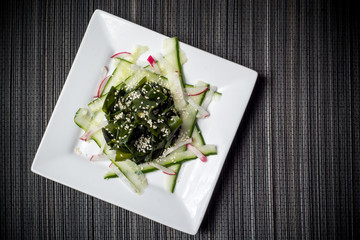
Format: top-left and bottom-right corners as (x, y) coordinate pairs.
(134, 134), (152, 153)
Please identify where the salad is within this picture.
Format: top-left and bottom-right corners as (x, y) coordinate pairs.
(74, 37), (220, 194)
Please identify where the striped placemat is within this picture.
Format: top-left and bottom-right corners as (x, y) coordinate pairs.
(1, 0), (359, 238)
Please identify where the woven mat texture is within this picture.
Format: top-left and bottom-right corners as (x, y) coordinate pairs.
(1, 0), (359, 239)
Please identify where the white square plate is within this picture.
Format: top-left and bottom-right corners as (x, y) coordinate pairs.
(31, 10), (257, 235)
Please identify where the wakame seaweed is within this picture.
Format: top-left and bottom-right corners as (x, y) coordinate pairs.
(101, 77), (182, 164)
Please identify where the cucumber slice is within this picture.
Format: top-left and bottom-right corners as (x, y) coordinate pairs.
(165, 164), (181, 193)
(75, 38), (219, 195)
(103, 144), (216, 179)
(101, 59), (134, 96)
(164, 123), (204, 193)
(178, 82), (209, 138)
(104, 171), (118, 179)
(103, 126), (216, 178)
(161, 39), (209, 192)
(111, 159), (148, 195)
(162, 37), (186, 87)
(138, 144), (217, 173)
(127, 45), (149, 64)
(102, 45), (149, 96)
(74, 108), (92, 130)
(88, 92), (110, 113)
(191, 123), (206, 147)
(75, 109), (147, 194)
(88, 68), (168, 113)
(74, 108), (105, 133)
(74, 108), (110, 152)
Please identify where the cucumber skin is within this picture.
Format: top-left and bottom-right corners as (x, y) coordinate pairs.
(103, 149), (217, 179)
(167, 164), (181, 193)
(174, 37), (186, 88)
(192, 123), (206, 146)
(101, 58), (133, 96)
(74, 108), (91, 130)
(76, 38), (219, 189)
(140, 149), (217, 173)
(111, 159), (148, 194)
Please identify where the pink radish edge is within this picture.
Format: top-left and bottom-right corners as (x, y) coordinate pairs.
(90, 153), (108, 161)
(185, 86), (209, 96)
(94, 75), (110, 98)
(147, 55), (161, 74)
(162, 137), (193, 156)
(147, 162), (176, 175)
(80, 131), (92, 142)
(147, 55), (156, 67)
(186, 97), (210, 118)
(110, 51), (131, 58)
(186, 144), (207, 162)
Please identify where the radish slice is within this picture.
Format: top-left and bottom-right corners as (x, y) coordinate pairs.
(184, 86), (209, 96)
(147, 55), (161, 74)
(93, 66), (109, 98)
(90, 140), (108, 161)
(90, 154), (109, 161)
(147, 162), (176, 175)
(199, 85), (217, 111)
(162, 138), (193, 156)
(186, 97), (210, 118)
(186, 144), (207, 162)
(80, 121), (107, 142)
(110, 51), (131, 58)
(94, 75), (110, 98)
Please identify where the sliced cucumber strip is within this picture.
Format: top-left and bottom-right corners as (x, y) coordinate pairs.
(163, 124), (205, 193)
(104, 170), (118, 179)
(112, 159), (148, 195)
(75, 37), (219, 195)
(103, 123), (212, 180)
(103, 144), (216, 179)
(160, 39), (209, 193)
(74, 108), (110, 152)
(138, 144), (217, 173)
(127, 45), (149, 64)
(74, 108), (92, 130)
(178, 82), (209, 138)
(165, 164), (181, 193)
(88, 68), (168, 113)
(102, 59), (134, 96)
(191, 123), (206, 147)
(162, 37), (186, 87)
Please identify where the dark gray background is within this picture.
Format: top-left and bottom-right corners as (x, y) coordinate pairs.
(1, 0), (359, 239)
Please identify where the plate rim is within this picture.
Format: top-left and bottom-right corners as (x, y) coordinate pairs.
(31, 9), (258, 235)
